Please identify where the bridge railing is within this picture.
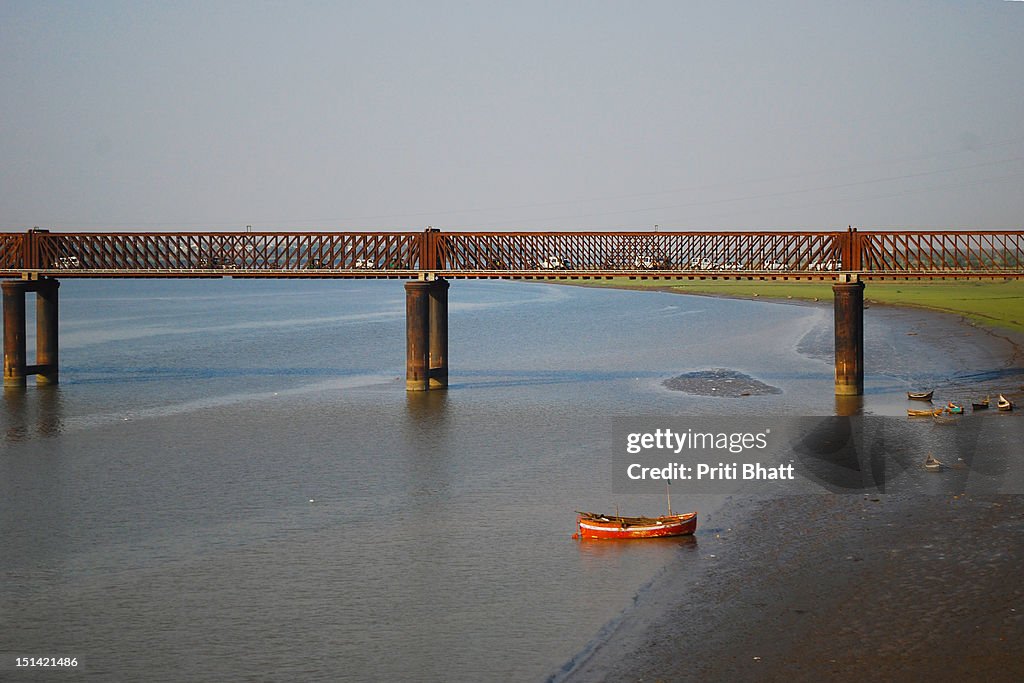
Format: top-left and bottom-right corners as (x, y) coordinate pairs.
(435, 231), (844, 271)
(857, 230), (1024, 274)
(0, 232), (25, 270)
(27, 231), (423, 271)
(2, 228), (1023, 276)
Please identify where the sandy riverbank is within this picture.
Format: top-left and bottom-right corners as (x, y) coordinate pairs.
(558, 493), (1024, 682)
(553, 287), (1024, 682)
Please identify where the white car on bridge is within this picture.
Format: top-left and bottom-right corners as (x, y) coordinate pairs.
(536, 256), (565, 269)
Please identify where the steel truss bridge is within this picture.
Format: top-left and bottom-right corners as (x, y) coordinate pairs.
(4, 226), (1023, 394)
(2, 227), (1023, 280)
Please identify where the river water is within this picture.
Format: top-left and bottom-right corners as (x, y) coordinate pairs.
(0, 279), (1016, 681)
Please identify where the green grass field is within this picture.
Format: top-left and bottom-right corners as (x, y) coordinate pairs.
(569, 278), (1024, 334)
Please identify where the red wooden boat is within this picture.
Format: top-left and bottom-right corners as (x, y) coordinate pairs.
(575, 511), (697, 540)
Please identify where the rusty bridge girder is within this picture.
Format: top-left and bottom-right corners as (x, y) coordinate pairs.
(0, 227), (1022, 279)
(5, 226), (1023, 397)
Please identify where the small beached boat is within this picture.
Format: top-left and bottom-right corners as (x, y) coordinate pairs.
(924, 454), (943, 471)
(908, 408), (943, 417)
(946, 402), (964, 415)
(972, 397), (990, 410)
(998, 394), (1014, 411)
(908, 390), (934, 402)
(575, 511), (697, 539)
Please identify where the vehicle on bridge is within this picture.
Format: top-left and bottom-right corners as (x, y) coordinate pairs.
(196, 256), (238, 269)
(632, 256), (656, 269)
(536, 256), (566, 270)
(809, 258), (841, 271)
(689, 257), (715, 270)
(632, 254), (671, 269)
(353, 258), (377, 269)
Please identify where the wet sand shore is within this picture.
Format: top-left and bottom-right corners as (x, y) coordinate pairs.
(556, 288), (1024, 682)
(560, 492), (1024, 682)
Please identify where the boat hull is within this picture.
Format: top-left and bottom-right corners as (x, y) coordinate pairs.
(576, 512), (697, 540)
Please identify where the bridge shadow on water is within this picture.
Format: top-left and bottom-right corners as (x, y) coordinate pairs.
(442, 368), (844, 391)
(445, 369), (669, 391)
(404, 387), (449, 416)
(57, 365), (382, 385)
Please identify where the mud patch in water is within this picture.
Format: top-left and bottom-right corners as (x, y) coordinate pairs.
(662, 368), (782, 397)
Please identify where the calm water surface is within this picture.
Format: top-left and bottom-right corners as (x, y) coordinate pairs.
(1, 279), (1014, 681)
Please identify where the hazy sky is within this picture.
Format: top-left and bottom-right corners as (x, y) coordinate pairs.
(1, 1), (1022, 232)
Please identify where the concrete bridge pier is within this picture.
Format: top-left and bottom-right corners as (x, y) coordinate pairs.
(405, 278), (448, 391)
(428, 278), (449, 389)
(2, 281), (26, 387)
(35, 279), (60, 385)
(833, 274), (864, 396)
(3, 278), (59, 387)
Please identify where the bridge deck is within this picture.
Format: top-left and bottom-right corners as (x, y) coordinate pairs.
(2, 228), (1023, 279)
(2, 268), (1021, 280)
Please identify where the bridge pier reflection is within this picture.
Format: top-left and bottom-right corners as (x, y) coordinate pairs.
(834, 393), (864, 416)
(2, 278), (59, 388)
(833, 274), (864, 396)
(405, 277), (448, 391)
